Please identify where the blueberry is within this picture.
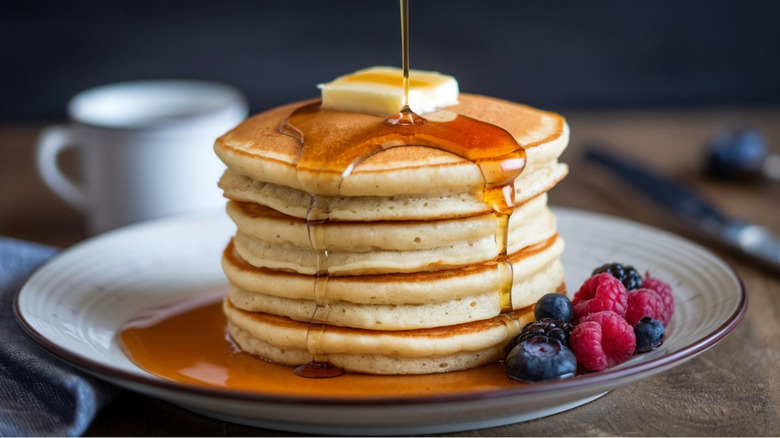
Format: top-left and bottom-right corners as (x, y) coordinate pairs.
(534, 293), (574, 322)
(504, 336), (577, 382)
(634, 316), (665, 353)
(705, 128), (768, 179)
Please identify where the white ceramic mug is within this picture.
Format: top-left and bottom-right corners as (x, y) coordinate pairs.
(36, 80), (247, 234)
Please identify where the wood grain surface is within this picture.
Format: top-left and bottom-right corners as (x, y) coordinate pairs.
(1, 108), (778, 436)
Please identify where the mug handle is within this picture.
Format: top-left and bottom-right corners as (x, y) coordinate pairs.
(35, 125), (88, 212)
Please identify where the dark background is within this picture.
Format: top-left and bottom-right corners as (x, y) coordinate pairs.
(2, 0), (780, 119)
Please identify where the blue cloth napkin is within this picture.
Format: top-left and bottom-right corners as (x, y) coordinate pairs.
(0, 238), (120, 437)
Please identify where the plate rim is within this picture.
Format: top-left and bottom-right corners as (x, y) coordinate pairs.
(14, 207), (747, 407)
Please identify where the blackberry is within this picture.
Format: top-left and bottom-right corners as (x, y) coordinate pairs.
(592, 262), (643, 290)
(505, 318), (574, 354)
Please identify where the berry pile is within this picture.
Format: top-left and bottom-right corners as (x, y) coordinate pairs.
(504, 262), (674, 381)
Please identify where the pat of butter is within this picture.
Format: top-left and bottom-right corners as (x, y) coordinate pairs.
(318, 66), (459, 116)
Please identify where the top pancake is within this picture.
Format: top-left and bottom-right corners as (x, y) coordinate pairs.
(214, 93), (569, 197)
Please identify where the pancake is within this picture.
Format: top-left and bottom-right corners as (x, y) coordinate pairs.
(226, 192), (551, 251)
(224, 298), (537, 375)
(223, 234), (563, 305)
(214, 94), (569, 198)
(226, 235), (565, 330)
(228, 195), (558, 275)
(218, 161), (568, 221)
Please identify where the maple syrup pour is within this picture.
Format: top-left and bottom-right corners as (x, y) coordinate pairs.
(278, 0), (523, 377)
(399, 0), (411, 111)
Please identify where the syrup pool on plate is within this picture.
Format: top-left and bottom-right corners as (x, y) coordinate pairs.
(118, 290), (522, 396)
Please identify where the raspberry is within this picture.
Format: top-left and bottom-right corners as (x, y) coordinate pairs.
(570, 311), (636, 371)
(625, 288), (666, 326)
(592, 262), (643, 290)
(572, 273), (628, 320)
(643, 273), (674, 325)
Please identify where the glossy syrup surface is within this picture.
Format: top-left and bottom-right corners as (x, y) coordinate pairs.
(118, 294), (519, 396)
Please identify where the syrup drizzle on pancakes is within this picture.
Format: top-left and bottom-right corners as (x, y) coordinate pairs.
(283, 0), (525, 378)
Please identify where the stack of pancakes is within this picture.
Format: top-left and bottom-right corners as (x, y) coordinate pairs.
(215, 93), (569, 375)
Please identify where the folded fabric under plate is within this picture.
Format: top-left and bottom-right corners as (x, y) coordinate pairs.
(0, 238), (119, 437)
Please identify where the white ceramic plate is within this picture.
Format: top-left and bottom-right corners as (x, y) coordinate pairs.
(16, 208), (746, 435)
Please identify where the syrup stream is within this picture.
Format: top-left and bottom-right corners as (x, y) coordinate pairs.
(400, 0), (411, 112)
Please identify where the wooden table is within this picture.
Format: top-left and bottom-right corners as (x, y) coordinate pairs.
(2, 108), (778, 436)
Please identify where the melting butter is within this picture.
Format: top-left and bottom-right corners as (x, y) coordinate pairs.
(318, 66), (459, 116)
